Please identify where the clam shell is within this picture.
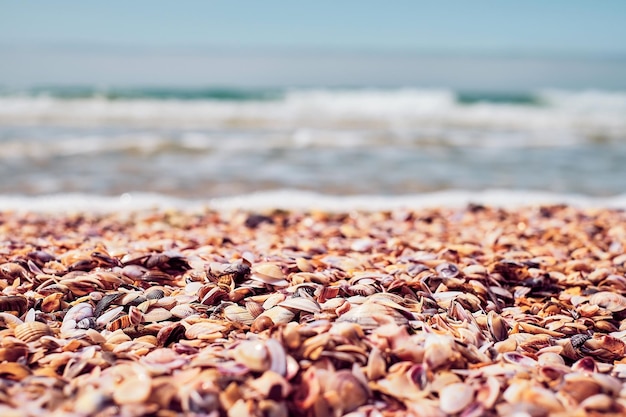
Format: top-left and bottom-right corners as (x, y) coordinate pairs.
(14, 321), (53, 342)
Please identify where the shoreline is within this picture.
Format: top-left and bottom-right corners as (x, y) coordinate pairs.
(1, 189), (626, 214)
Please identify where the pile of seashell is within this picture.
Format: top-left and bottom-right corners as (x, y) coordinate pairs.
(1, 205), (626, 416)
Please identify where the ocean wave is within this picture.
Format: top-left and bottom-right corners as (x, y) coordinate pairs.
(1, 190), (626, 213)
(0, 88), (624, 147)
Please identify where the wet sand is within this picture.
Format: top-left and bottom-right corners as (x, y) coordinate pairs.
(1, 205), (626, 416)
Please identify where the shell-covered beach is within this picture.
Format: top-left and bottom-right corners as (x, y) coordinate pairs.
(2, 204), (626, 416)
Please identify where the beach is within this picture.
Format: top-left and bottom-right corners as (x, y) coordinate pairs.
(2, 203), (626, 416)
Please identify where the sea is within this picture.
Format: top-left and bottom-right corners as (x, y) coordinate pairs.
(1, 85), (626, 212)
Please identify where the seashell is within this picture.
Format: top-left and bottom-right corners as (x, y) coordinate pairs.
(251, 315), (275, 333)
(366, 347), (387, 381)
(323, 369), (369, 414)
(0, 262), (30, 281)
(244, 300), (264, 318)
(560, 374), (602, 403)
(63, 302), (94, 324)
(142, 307), (172, 323)
(0, 312), (25, 328)
(502, 351), (538, 367)
(296, 257), (315, 272)
(572, 356), (597, 374)
(266, 338), (287, 376)
(0, 362), (32, 381)
(184, 321), (225, 340)
(290, 272), (331, 285)
(579, 394), (613, 411)
(14, 321), (53, 342)
(208, 260), (250, 284)
(199, 286), (229, 306)
(170, 303), (198, 319)
(588, 291), (626, 312)
(75, 389), (107, 415)
(111, 364), (152, 405)
(250, 263), (288, 286)
(157, 322), (186, 346)
(129, 306), (144, 325)
(435, 262), (460, 278)
(262, 293), (287, 310)
(424, 334), (456, 370)
(96, 306), (124, 327)
(232, 340), (270, 372)
(337, 302), (408, 330)
(248, 370), (291, 399)
(278, 297), (321, 314)
(487, 311), (508, 342)
(537, 352), (565, 366)
(107, 314), (132, 331)
(145, 288), (165, 300)
(258, 306), (296, 326)
(224, 304), (255, 326)
(350, 238), (373, 252)
(476, 376), (500, 409)
(439, 383), (475, 414)
(41, 293), (65, 313)
(0, 295), (28, 316)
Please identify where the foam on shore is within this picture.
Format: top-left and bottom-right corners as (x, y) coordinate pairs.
(1, 189), (626, 214)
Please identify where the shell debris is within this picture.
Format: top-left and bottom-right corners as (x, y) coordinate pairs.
(0, 205), (626, 415)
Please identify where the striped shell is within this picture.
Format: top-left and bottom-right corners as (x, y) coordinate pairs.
(14, 321), (53, 342)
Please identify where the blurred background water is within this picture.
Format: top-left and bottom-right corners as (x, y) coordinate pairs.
(1, 1), (625, 201)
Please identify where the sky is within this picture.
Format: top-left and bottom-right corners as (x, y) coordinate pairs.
(1, 1), (626, 89)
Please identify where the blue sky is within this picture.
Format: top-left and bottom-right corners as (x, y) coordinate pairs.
(1, 1), (625, 88)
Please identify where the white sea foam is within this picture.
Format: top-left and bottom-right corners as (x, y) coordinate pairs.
(0, 89), (624, 146)
(1, 190), (625, 214)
